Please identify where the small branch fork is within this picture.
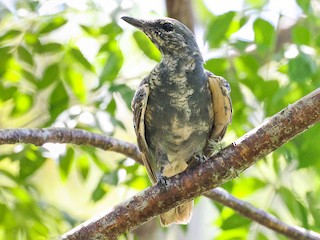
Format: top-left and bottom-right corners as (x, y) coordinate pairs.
(0, 89), (319, 239)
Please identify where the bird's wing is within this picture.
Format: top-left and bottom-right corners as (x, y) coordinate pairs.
(131, 81), (157, 184)
(207, 71), (232, 140)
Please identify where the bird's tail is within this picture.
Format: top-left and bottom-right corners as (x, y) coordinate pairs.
(159, 200), (193, 227)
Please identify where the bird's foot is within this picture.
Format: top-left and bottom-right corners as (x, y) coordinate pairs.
(194, 153), (208, 164)
(157, 174), (168, 185)
(207, 139), (224, 157)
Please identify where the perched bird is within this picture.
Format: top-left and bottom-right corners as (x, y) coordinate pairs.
(122, 16), (232, 226)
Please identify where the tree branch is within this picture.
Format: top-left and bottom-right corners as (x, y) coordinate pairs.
(166, 0), (194, 32)
(59, 89), (319, 239)
(0, 128), (142, 164)
(205, 188), (320, 240)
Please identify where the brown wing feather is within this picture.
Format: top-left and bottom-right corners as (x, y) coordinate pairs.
(132, 82), (157, 184)
(207, 72), (232, 141)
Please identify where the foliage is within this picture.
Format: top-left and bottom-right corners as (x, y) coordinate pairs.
(0, 0), (319, 239)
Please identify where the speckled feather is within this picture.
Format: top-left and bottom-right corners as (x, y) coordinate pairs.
(123, 16), (232, 226)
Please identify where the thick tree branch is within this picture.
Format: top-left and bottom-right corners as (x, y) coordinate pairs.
(0, 128), (142, 164)
(1, 89), (319, 239)
(205, 188), (320, 240)
(60, 89), (319, 239)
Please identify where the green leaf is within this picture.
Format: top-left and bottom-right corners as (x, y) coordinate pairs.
(246, 0), (267, 8)
(17, 46), (34, 66)
(288, 53), (316, 82)
(99, 40), (123, 84)
(204, 58), (229, 76)
(24, 32), (42, 52)
(59, 148), (74, 180)
(133, 31), (161, 62)
(22, 69), (37, 84)
(292, 25), (311, 45)
(76, 154), (90, 180)
(49, 82), (69, 119)
(109, 83), (134, 109)
(40, 63), (60, 89)
(253, 18), (275, 52)
(18, 146), (46, 180)
(296, 0), (310, 12)
(69, 47), (94, 72)
(80, 25), (100, 36)
(39, 16), (67, 34)
(0, 85), (17, 101)
(206, 11), (236, 48)
(92, 181), (107, 202)
(100, 22), (123, 37)
(39, 43), (63, 53)
(0, 29), (21, 42)
(11, 93), (33, 116)
(92, 171), (120, 201)
(64, 67), (87, 103)
(106, 97), (116, 116)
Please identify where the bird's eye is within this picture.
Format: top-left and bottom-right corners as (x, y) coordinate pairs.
(162, 22), (174, 32)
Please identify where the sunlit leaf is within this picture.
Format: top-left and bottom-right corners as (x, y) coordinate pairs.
(76, 154), (90, 180)
(133, 31), (161, 62)
(292, 25), (311, 45)
(0, 85), (17, 101)
(39, 43), (63, 53)
(69, 47), (94, 72)
(17, 46), (34, 66)
(288, 52), (316, 82)
(64, 67), (87, 103)
(11, 92), (33, 116)
(106, 97), (116, 116)
(59, 148), (74, 180)
(206, 11), (236, 48)
(296, 0), (310, 12)
(109, 83), (134, 109)
(18, 146), (46, 180)
(0, 29), (21, 42)
(204, 58), (229, 76)
(253, 18), (275, 52)
(39, 17), (67, 34)
(40, 63), (60, 89)
(100, 22), (123, 37)
(99, 40), (123, 84)
(49, 82), (69, 119)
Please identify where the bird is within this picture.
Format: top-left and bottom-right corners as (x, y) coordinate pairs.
(122, 16), (232, 226)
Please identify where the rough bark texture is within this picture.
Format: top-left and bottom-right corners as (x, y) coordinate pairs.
(205, 188), (320, 240)
(166, 0), (194, 32)
(60, 88), (320, 239)
(0, 128), (142, 164)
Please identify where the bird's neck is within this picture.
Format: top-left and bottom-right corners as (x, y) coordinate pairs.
(161, 49), (204, 69)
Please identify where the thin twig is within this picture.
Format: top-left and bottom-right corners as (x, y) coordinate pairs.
(205, 188), (320, 240)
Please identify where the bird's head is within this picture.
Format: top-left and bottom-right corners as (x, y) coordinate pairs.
(121, 16), (200, 56)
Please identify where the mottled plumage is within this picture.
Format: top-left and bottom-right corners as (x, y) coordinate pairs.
(122, 16), (232, 226)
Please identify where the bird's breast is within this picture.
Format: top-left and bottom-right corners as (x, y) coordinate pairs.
(145, 63), (214, 157)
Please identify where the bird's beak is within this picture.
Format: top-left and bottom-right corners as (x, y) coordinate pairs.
(121, 16), (147, 29)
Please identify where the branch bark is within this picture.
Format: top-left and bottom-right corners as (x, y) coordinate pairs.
(205, 188), (320, 240)
(166, 0), (194, 32)
(59, 89), (320, 239)
(0, 128), (142, 164)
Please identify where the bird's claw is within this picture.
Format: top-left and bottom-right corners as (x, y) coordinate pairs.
(157, 175), (168, 185)
(194, 153), (208, 163)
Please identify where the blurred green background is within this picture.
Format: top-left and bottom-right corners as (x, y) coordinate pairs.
(0, 0), (319, 239)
